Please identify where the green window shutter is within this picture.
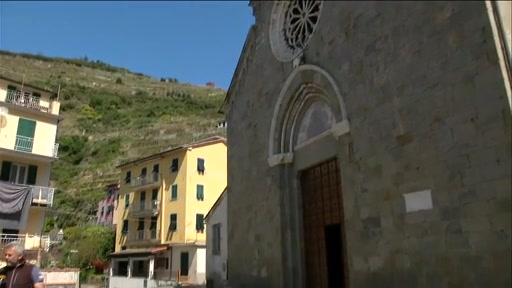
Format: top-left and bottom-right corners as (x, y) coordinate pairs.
(125, 194), (130, 207)
(0, 161), (12, 181)
(122, 220), (128, 233)
(196, 185), (204, 201)
(170, 214), (177, 231)
(26, 165), (38, 185)
(171, 184), (178, 200)
(196, 214), (204, 231)
(16, 118), (37, 138)
(171, 158), (179, 172)
(7, 85), (17, 91)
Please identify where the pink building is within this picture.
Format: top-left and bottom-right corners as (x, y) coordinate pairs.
(96, 182), (120, 227)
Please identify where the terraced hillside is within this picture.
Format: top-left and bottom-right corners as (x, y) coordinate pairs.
(0, 50), (226, 227)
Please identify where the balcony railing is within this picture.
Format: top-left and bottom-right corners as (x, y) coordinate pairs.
(14, 135), (33, 153)
(53, 143), (59, 158)
(131, 172), (160, 187)
(5, 90), (51, 113)
(127, 230), (160, 242)
(0, 234), (50, 251)
(13, 136), (59, 158)
(129, 200), (160, 215)
(29, 185), (55, 206)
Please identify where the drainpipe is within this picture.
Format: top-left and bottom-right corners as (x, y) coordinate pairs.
(486, 0), (512, 111)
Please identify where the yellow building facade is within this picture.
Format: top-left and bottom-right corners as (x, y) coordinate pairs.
(110, 136), (227, 286)
(0, 75), (62, 255)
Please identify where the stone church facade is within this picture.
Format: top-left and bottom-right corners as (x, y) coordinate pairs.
(220, 1), (511, 288)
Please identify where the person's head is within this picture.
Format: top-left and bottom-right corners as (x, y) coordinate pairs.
(4, 241), (25, 266)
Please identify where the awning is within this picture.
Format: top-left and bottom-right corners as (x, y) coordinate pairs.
(109, 246), (170, 257)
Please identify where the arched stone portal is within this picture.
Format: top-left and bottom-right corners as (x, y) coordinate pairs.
(267, 64), (351, 288)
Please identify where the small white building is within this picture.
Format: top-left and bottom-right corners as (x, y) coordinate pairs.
(205, 188), (228, 288)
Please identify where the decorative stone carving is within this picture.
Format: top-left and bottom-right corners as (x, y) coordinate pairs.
(269, 0), (324, 62)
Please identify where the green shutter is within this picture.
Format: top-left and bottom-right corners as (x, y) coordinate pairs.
(26, 165), (38, 185)
(196, 185), (204, 200)
(170, 214), (177, 231)
(196, 214), (204, 231)
(16, 118), (36, 138)
(122, 220), (128, 233)
(125, 194), (130, 207)
(0, 161), (12, 181)
(171, 185), (178, 200)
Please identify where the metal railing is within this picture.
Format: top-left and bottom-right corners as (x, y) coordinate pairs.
(53, 143), (59, 158)
(13, 136), (59, 158)
(127, 230), (160, 242)
(29, 185), (55, 206)
(131, 172), (160, 187)
(14, 135), (34, 153)
(0, 234), (50, 251)
(5, 90), (51, 113)
(129, 200), (160, 214)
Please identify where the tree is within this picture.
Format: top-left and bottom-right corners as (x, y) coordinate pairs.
(61, 225), (114, 269)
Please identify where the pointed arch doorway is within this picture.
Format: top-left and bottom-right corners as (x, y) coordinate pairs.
(268, 65), (351, 288)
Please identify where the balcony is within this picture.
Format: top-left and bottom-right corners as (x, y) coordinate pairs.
(14, 135), (33, 153)
(30, 185), (55, 206)
(0, 234), (50, 251)
(131, 172), (160, 188)
(127, 229), (160, 243)
(5, 90), (52, 114)
(13, 136), (59, 158)
(129, 200), (160, 217)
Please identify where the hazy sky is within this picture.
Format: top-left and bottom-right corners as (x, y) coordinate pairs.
(0, 1), (254, 89)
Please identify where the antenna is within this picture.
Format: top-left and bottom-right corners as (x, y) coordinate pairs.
(57, 85), (61, 101)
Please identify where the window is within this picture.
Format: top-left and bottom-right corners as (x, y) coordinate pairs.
(196, 214), (205, 231)
(170, 184), (178, 200)
(125, 171), (131, 184)
(141, 167), (147, 177)
(212, 223), (221, 255)
(107, 205), (113, 214)
(197, 158), (205, 174)
(0, 161), (37, 185)
(1, 229), (20, 244)
(6, 85), (17, 92)
(196, 185), (204, 201)
(124, 194), (130, 208)
(121, 220), (128, 234)
(15, 118), (36, 153)
(100, 207), (104, 216)
(151, 189), (158, 200)
(169, 214), (177, 231)
(152, 164), (159, 181)
(171, 158), (179, 172)
(150, 216), (157, 230)
(137, 218), (144, 231)
(113, 260), (129, 276)
(155, 257), (169, 270)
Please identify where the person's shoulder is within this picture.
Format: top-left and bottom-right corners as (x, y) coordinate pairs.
(30, 265), (45, 283)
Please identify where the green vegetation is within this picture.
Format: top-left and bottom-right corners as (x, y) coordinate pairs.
(0, 50), (226, 229)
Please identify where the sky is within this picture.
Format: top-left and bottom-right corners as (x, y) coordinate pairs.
(0, 1), (254, 89)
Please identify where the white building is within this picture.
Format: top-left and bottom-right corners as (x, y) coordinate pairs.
(205, 188), (228, 288)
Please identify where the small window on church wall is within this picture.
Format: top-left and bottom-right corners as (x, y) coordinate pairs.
(269, 0), (324, 62)
(296, 101), (336, 146)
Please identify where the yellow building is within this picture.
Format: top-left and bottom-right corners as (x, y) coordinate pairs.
(110, 136), (227, 287)
(0, 75), (62, 256)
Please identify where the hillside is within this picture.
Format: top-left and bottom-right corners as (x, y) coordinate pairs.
(0, 50), (226, 228)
